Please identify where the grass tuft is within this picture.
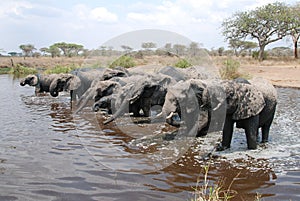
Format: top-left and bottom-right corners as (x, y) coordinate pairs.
(109, 55), (136, 68)
(219, 58), (251, 80)
(174, 58), (192, 68)
(10, 64), (38, 75)
(44, 64), (79, 74)
(0, 67), (12, 74)
(191, 165), (238, 201)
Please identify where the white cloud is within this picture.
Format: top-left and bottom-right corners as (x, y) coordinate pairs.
(0, 1), (33, 19)
(89, 7), (118, 23)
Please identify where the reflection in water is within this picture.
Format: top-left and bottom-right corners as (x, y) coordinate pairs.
(0, 75), (299, 201)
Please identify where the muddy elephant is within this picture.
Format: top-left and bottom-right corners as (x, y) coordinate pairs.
(158, 79), (225, 137)
(49, 73), (81, 97)
(75, 80), (121, 113)
(20, 74), (63, 95)
(49, 67), (128, 101)
(217, 77), (277, 150)
(103, 73), (174, 124)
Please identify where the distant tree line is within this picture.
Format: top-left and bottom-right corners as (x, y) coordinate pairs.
(3, 39), (297, 60)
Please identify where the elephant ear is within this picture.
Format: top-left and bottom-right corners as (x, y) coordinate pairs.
(25, 74), (39, 86)
(66, 75), (81, 91)
(190, 80), (209, 108)
(128, 80), (156, 104)
(232, 84), (265, 120)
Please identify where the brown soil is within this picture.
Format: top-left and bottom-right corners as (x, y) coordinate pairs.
(241, 65), (300, 88)
(1, 55), (299, 88)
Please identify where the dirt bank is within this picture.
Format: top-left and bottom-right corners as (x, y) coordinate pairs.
(241, 65), (300, 88)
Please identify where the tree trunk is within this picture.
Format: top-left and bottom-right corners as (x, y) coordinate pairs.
(295, 41), (298, 59)
(292, 33), (299, 59)
(258, 45), (266, 61)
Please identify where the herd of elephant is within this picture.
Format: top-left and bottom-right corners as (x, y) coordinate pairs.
(20, 66), (277, 151)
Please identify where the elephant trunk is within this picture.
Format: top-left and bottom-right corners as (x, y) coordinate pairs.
(49, 82), (59, 97)
(75, 91), (95, 114)
(103, 99), (129, 125)
(20, 78), (26, 86)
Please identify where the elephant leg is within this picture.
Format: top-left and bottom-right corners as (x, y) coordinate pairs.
(217, 115), (234, 151)
(261, 111), (275, 143)
(244, 116), (259, 149)
(130, 103), (141, 117)
(70, 90), (77, 101)
(141, 99), (151, 117)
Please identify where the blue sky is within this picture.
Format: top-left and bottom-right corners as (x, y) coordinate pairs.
(0, 0), (298, 53)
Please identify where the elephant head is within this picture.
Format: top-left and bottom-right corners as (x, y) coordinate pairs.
(75, 80), (120, 113)
(159, 79), (212, 136)
(49, 74), (81, 97)
(103, 75), (171, 124)
(20, 74), (39, 86)
(223, 81), (265, 120)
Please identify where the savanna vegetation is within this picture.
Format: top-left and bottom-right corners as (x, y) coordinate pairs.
(0, 1), (299, 80)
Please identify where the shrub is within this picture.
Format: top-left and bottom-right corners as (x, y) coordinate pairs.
(109, 55), (136, 68)
(44, 64), (78, 74)
(10, 64), (37, 75)
(191, 166), (237, 201)
(0, 67), (12, 74)
(252, 51), (267, 60)
(219, 59), (242, 80)
(175, 59), (192, 68)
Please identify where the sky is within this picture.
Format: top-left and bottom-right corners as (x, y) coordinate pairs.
(0, 0), (298, 53)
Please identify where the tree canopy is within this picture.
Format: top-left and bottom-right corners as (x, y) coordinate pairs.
(222, 2), (296, 60)
(52, 42), (84, 57)
(19, 44), (36, 57)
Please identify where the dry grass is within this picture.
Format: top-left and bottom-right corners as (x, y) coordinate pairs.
(191, 165), (239, 201)
(1, 55), (299, 87)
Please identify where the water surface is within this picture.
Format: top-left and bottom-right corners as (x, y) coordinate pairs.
(0, 74), (299, 201)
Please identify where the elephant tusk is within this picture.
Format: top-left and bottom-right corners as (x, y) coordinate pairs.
(155, 112), (163, 118)
(213, 103), (222, 111)
(166, 112), (174, 119)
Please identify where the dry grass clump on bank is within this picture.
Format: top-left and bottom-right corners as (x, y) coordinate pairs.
(191, 166), (238, 201)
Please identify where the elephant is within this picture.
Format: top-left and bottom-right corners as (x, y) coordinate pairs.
(103, 73), (174, 124)
(49, 67), (128, 101)
(158, 79), (226, 137)
(20, 74), (65, 95)
(75, 80), (121, 113)
(216, 77), (277, 150)
(157, 66), (213, 82)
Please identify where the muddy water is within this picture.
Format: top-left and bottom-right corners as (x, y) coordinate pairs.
(0, 74), (299, 201)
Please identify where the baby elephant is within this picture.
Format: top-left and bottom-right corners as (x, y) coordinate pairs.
(217, 77), (277, 150)
(20, 74), (58, 95)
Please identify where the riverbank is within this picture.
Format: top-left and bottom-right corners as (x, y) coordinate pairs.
(1, 55), (299, 88)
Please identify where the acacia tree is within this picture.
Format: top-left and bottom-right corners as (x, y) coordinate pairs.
(188, 42), (201, 56)
(52, 42), (84, 57)
(289, 2), (300, 59)
(173, 44), (186, 56)
(229, 39), (257, 56)
(19, 44), (36, 58)
(141, 42), (157, 50)
(222, 2), (294, 61)
(48, 45), (61, 58)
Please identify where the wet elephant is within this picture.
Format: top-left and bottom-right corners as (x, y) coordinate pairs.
(217, 77), (277, 150)
(20, 74), (65, 95)
(103, 73), (174, 124)
(158, 79), (225, 137)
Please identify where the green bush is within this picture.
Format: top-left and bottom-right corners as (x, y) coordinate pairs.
(0, 67), (12, 74)
(109, 55), (136, 68)
(174, 59), (192, 68)
(44, 65), (78, 74)
(219, 59), (242, 80)
(252, 51), (267, 60)
(10, 64), (37, 75)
